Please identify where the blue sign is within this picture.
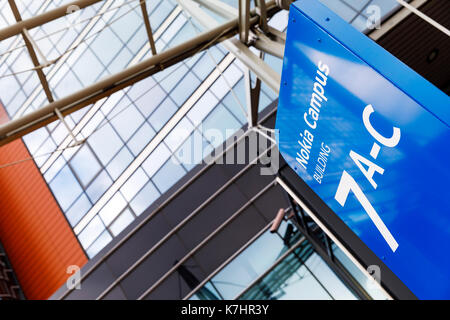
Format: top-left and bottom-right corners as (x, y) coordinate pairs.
(276, 0), (450, 299)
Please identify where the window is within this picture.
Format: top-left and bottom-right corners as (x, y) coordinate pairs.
(88, 123), (124, 166)
(49, 165), (83, 211)
(110, 105), (145, 141)
(78, 215), (106, 249)
(109, 208), (135, 236)
(70, 145), (102, 187)
(120, 168), (149, 201)
(141, 143), (172, 177)
(66, 194), (92, 227)
(86, 170), (113, 203)
(99, 192), (127, 226)
(152, 157), (186, 194)
(130, 181), (160, 216)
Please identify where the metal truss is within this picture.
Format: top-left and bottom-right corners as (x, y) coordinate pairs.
(0, 0), (103, 41)
(0, 0), (288, 146)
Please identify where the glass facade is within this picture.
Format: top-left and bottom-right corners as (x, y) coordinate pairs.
(189, 218), (390, 300)
(0, 0), (285, 258)
(0, 0), (406, 300)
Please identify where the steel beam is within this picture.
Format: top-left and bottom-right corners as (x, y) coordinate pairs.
(244, 63), (262, 127)
(194, 1), (284, 58)
(7, 0), (54, 103)
(0, 17), (242, 146)
(140, 0), (157, 55)
(255, 0), (269, 32)
(178, 0), (281, 93)
(239, 0), (250, 43)
(0, 0), (103, 41)
(253, 30), (285, 58)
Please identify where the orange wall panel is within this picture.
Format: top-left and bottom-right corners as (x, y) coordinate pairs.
(0, 103), (87, 299)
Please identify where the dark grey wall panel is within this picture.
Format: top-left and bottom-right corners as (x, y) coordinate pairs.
(252, 186), (288, 222)
(193, 204), (267, 275)
(233, 165), (274, 199)
(53, 103), (283, 300)
(103, 286), (127, 300)
(162, 164), (232, 228)
(65, 263), (116, 300)
(144, 271), (190, 300)
(119, 235), (189, 299)
(105, 213), (172, 277)
(176, 184), (248, 249)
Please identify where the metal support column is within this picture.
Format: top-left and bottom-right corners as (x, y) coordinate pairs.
(7, 0), (54, 103)
(239, 0), (250, 43)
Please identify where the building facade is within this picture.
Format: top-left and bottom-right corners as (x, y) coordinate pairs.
(0, 0), (447, 299)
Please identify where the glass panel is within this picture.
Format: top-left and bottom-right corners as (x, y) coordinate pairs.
(170, 72), (201, 106)
(333, 245), (390, 300)
(78, 215), (105, 249)
(127, 122), (156, 156)
(165, 117), (194, 152)
(148, 97), (178, 131)
(120, 168), (149, 201)
(152, 157), (186, 194)
(69, 144), (102, 187)
(134, 85), (166, 117)
(130, 181), (161, 216)
(141, 143), (172, 177)
(106, 146), (134, 180)
(109, 208), (135, 237)
(304, 253), (357, 300)
(49, 165), (83, 211)
(86, 170), (113, 203)
(98, 192), (127, 226)
(187, 91), (218, 126)
(202, 104), (242, 148)
(110, 104), (145, 141)
(240, 253), (333, 300)
(86, 230), (113, 258)
(87, 123), (123, 166)
(66, 194), (92, 227)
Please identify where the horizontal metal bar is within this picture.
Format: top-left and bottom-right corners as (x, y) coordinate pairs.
(0, 0), (103, 41)
(253, 32), (285, 58)
(0, 16), (243, 146)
